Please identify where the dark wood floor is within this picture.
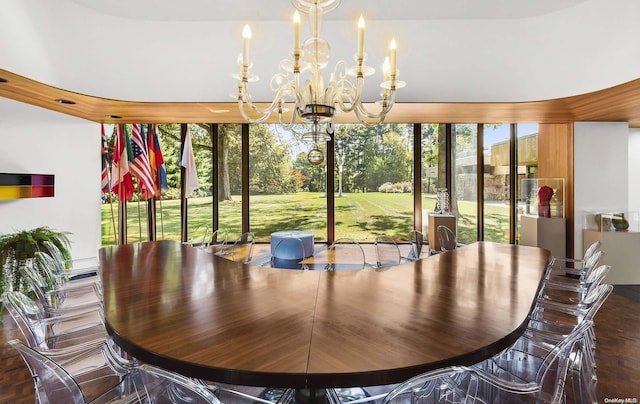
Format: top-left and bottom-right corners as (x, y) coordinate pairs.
(1, 286), (639, 403)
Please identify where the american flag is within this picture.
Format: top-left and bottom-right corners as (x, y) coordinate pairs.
(147, 124), (168, 198)
(110, 124), (135, 201)
(130, 124), (156, 200)
(101, 124), (111, 195)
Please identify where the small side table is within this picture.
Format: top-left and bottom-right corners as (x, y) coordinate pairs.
(428, 214), (456, 251)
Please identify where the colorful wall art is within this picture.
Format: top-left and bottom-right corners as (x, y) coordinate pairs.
(0, 173), (55, 199)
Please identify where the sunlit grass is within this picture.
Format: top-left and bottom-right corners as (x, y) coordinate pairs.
(101, 192), (511, 246)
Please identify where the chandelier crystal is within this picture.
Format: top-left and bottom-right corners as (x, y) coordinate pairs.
(232, 0), (405, 135)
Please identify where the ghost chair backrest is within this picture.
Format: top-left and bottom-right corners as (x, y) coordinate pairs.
(375, 234), (401, 268)
(437, 225), (457, 252)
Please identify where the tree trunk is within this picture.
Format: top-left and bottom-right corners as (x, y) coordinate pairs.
(218, 126), (232, 201)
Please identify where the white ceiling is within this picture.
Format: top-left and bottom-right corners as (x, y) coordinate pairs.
(4, 0), (640, 110)
(69, 0), (589, 21)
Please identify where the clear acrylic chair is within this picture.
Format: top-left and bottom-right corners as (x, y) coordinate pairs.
(325, 238), (367, 271)
(540, 261), (610, 307)
(184, 224), (211, 249)
(536, 264), (611, 310)
(34, 251), (101, 298)
(437, 225), (457, 252)
(381, 366), (472, 404)
(207, 229), (228, 255)
(137, 364), (221, 403)
(546, 240), (602, 278)
(486, 318), (597, 404)
(41, 240), (100, 280)
(524, 283), (613, 403)
(405, 230), (425, 261)
(2, 291), (106, 354)
(19, 261), (103, 317)
(531, 276), (612, 361)
(21, 258), (102, 313)
(382, 320), (592, 404)
(375, 234), (401, 268)
(9, 339), (220, 404)
(545, 250), (605, 287)
(229, 232), (256, 263)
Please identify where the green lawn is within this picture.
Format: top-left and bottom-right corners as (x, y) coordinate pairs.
(101, 192), (511, 246)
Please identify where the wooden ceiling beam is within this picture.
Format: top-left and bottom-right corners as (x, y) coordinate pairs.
(2, 68), (640, 127)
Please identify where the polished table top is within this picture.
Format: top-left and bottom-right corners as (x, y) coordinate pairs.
(100, 240), (549, 389)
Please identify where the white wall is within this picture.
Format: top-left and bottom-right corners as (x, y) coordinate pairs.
(0, 100), (101, 260)
(3, 0), (640, 104)
(573, 122), (629, 257)
(629, 129), (640, 213)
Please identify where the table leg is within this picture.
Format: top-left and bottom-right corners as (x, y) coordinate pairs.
(295, 388), (327, 404)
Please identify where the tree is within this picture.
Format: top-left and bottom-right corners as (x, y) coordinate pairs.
(333, 124), (413, 193)
(249, 125), (296, 194)
(217, 124), (237, 201)
(294, 151), (325, 192)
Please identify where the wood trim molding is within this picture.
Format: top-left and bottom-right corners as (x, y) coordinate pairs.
(3, 68), (640, 126)
(538, 123), (574, 257)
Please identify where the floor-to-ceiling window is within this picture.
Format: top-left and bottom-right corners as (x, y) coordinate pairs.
(452, 123), (478, 244)
(248, 124), (327, 242)
(101, 121), (539, 248)
(333, 124), (414, 242)
(217, 124), (243, 242)
(420, 123), (445, 233)
(483, 124), (510, 242)
(183, 123), (213, 245)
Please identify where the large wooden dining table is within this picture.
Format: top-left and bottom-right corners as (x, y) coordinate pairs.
(99, 240), (549, 389)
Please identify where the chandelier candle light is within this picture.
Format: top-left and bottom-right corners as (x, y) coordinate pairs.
(232, 0), (405, 134)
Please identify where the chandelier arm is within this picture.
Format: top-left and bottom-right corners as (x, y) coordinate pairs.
(325, 60), (347, 106)
(278, 105), (302, 130)
(238, 101), (274, 123)
(331, 68), (365, 114)
(237, 79), (290, 123)
(293, 79), (317, 116)
(353, 108), (385, 127)
(351, 90), (397, 124)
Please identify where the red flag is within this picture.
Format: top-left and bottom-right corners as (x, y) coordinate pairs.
(110, 124), (134, 202)
(101, 124), (111, 195)
(147, 124), (168, 198)
(130, 124), (156, 200)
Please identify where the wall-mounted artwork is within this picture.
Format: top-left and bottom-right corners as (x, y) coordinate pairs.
(0, 173), (55, 199)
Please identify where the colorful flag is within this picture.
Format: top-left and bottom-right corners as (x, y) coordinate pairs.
(147, 124), (168, 198)
(181, 127), (199, 197)
(101, 124), (111, 195)
(130, 124), (156, 200)
(110, 124), (135, 202)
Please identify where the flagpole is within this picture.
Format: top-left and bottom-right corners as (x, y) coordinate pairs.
(136, 194), (143, 241)
(118, 181), (127, 245)
(109, 192), (118, 244)
(147, 197), (156, 241)
(105, 165), (117, 245)
(180, 124), (188, 243)
(102, 123), (118, 244)
(158, 197), (165, 239)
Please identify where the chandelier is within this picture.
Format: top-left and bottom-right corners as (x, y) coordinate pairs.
(232, 0), (405, 139)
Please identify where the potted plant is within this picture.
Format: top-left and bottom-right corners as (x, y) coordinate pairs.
(0, 226), (72, 301)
